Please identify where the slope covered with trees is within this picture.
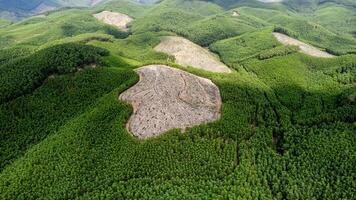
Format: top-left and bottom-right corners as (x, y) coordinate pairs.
(0, 0), (355, 199)
(0, 0), (109, 20)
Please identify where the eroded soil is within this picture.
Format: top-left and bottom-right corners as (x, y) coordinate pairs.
(154, 36), (232, 73)
(93, 11), (133, 31)
(119, 65), (222, 139)
(273, 32), (335, 58)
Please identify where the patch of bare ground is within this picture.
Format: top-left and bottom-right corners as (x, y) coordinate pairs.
(232, 10), (240, 17)
(119, 65), (222, 139)
(93, 11), (133, 31)
(154, 36), (232, 73)
(273, 32), (335, 58)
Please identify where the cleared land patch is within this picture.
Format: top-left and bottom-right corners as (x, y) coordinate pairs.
(154, 36), (231, 73)
(93, 11), (133, 31)
(119, 65), (222, 139)
(273, 32), (335, 58)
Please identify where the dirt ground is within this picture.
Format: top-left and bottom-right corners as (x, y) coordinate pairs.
(93, 11), (133, 31)
(232, 11), (240, 16)
(273, 32), (335, 58)
(119, 65), (222, 139)
(154, 36), (232, 73)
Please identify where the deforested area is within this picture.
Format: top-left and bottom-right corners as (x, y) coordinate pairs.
(120, 65), (222, 138)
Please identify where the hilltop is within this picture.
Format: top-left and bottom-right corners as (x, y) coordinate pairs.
(0, 0), (108, 20)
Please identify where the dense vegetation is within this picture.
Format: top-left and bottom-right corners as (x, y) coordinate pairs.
(0, 0), (106, 20)
(0, 43), (108, 103)
(0, 0), (355, 199)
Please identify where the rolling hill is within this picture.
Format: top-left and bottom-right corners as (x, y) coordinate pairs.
(0, 0), (355, 199)
(0, 0), (108, 20)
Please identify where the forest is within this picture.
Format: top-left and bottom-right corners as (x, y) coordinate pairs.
(0, 0), (355, 199)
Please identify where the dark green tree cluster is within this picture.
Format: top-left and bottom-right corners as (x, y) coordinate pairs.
(104, 26), (131, 39)
(0, 67), (137, 171)
(0, 47), (32, 65)
(273, 26), (299, 38)
(0, 43), (109, 103)
(259, 45), (299, 60)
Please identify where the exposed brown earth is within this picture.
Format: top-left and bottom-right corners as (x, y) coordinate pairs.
(154, 36), (232, 73)
(93, 11), (133, 31)
(232, 11), (240, 16)
(119, 65), (222, 139)
(273, 32), (335, 58)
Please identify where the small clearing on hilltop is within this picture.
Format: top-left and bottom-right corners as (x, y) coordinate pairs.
(232, 11), (240, 16)
(93, 11), (133, 31)
(119, 65), (222, 139)
(273, 32), (335, 58)
(154, 36), (232, 73)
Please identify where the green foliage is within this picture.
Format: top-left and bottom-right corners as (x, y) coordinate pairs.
(311, 6), (356, 36)
(0, 43), (108, 103)
(0, 46), (33, 65)
(283, 0), (356, 12)
(259, 45), (299, 60)
(38, 33), (114, 49)
(0, 9), (111, 48)
(1, 51), (354, 198)
(301, 54), (356, 85)
(0, 0), (355, 199)
(186, 14), (259, 46)
(240, 6), (356, 55)
(210, 29), (280, 66)
(95, 0), (152, 18)
(131, 9), (201, 35)
(273, 26), (298, 38)
(0, 67), (137, 171)
(104, 25), (131, 39)
(0, 18), (11, 27)
(130, 0), (249, 46)
(59, 14), (109, 37)
(88, 32), (171, 64)
(268, 14), (356, 55)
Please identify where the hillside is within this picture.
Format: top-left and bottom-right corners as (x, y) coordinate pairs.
(0, 0), (355, 199)
(0, 0), (108, 20)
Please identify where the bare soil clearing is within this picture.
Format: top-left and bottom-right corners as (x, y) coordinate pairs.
(273, 32), (335, 58)
(232, 11), (240, 16)
(93, 11), (133, 31)
(154, 36), (232, 73)
(119, 65), (222, 139)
